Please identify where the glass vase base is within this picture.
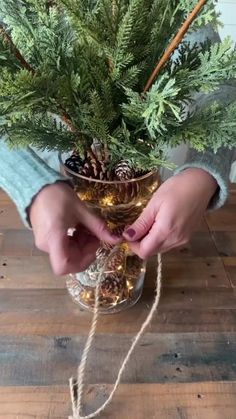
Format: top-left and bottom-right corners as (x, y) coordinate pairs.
(66, 270), (145, 315)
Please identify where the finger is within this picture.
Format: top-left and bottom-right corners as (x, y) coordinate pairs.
(48, 229), (97, 275)
(128, 221), (168, 259)
(76, 201), (121, 245)
(123, 201), (156, 242)
(130, 224), (190, 258)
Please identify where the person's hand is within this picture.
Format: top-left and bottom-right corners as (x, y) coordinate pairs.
(29, 182), (120, 275)
(123, 168), (218, 258)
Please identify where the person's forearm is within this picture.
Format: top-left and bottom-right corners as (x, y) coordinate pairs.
(0, 139), (68, 227)
(175, 147), (233, 210)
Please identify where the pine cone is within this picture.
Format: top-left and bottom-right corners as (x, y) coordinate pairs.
(114, 160), (134, 181)
(81, 155), (108, 180)
(96, 246), (110, 264)
(106, 248), (126, 272)
(65, 154), (83, 174)
(101, 275), (126, 298)
(81, 160), (97, 178)
(126, 256), (143, 278)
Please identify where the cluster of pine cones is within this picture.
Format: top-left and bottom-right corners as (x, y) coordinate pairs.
(65, 153), (137, 181)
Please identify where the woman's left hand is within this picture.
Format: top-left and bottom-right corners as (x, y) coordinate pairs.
(123, 168), (218, 258)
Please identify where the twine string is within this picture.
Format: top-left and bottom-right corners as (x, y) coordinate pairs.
(69, 253), (162, 419)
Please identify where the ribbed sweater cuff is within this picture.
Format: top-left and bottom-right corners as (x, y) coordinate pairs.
(0, 142), (68, 228)
(174, 148), (231, 211)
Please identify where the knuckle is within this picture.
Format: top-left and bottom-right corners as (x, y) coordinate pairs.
(135, 217), (150, 232)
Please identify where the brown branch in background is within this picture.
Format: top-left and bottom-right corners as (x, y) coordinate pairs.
(0, 22), (106, 167)
(143, 0), (208, 93)
(0, 24), (78, 132)
(0, 24), (35, 74)
(1, 24), (84, 142)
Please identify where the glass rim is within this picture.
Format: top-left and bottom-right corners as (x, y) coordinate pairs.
(59, 153), (158, 185)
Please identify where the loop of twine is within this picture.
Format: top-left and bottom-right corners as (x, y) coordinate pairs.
(69, 252), (162, 419)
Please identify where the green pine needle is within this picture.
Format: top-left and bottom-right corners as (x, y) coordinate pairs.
(0, 0), (235, 171)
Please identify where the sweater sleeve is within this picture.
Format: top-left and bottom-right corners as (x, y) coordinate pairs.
(0, 139), (69, 227)
(174, 147), (233, 210)
(175, 82), (236, 210)
(174, 26), (235, 210)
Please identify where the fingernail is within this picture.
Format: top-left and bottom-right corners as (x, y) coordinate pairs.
(125, 228), (136, 238)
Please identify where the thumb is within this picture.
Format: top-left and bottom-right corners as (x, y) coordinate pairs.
(76, 201), (120, 245)
(123, 201), (156, 242)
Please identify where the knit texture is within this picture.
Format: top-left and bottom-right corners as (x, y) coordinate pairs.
(0, 140), (68, 227)
(174, 147), (232, 210)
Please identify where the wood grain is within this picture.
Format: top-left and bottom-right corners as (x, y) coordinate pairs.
(1, 185), (236, 418)
(212, 231), (236, 257)
(206, 205), (236, 232)
(1, 333), (236, 386)
(0, 201), (24, 230)
(147, 256), (230, 288)
(0, 382), (236, 419)
(0, 256), (63, 289)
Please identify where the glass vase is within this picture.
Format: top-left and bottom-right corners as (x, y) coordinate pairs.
(60, 157), (160, 314)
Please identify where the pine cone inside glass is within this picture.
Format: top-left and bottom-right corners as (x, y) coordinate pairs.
(65, 154), (83, 174)
(106, 247), (127, 273)
(114, 160), (135, 181)
(101, 274), (126, 299)
(126, 255), (143, 279)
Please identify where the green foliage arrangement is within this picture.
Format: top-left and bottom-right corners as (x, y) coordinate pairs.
(0, 0), (236, 176)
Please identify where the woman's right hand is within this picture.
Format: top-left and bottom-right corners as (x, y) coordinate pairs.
(29, 182), (120, 275)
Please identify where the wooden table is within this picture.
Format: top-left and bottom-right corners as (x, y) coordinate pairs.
(1, 186), (236, 418)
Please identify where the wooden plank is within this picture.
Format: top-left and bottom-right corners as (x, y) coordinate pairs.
(0, 287), (236, 314)
(0, 229), (35, 257)
(222, 257), (236, 288)
(0, 255), (230, 290)
(1, 306), (236, 335)
(0, 382), (236, 419)
(147, 256), (230, 288)
(206, 205), (236, 232)
(0, 256), (64, 289)
(165, 231), (218, 259)
(227, 184), (236, 205)
(211, 232), (236, 257)
(0, 189), (11, 204)
(0, 202), (24, 230)
(0, 333), (236, 386)
(0, 288), (236, 335)
(0, 382), (235, 419)
(0, 233), (3, 252)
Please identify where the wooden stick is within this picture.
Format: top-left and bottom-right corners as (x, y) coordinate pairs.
(143, 0), (208, 93)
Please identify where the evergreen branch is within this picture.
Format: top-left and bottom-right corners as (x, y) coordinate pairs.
(0, 0), (235, 174)
(143, 0), (207, 93)
(0, 23), (34, 73)
(0, 20), (81, 139)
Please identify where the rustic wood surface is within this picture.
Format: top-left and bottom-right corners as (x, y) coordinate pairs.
(0, 186), (236, 418)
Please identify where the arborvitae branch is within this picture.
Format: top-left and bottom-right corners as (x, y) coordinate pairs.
(0, 24), (34, 73)
(0, 21), (82, 142)
(0, 0), (235, 172)
(144, 0), (207, 93)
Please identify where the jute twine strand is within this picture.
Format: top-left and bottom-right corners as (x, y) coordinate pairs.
(69, 253), (162, 419)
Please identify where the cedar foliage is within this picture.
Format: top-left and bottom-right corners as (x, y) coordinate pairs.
(0, 0), (236, 171)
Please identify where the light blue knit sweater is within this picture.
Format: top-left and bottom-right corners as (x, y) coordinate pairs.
(0, 26), (235, 227)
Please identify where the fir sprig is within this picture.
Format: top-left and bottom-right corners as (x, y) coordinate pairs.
(0, 0), (236, 172)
